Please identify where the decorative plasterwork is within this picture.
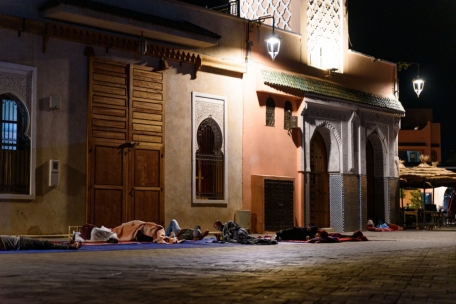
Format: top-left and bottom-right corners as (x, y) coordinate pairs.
(313, 120), (341, 147)
(0, 72), (32, 138)
(307, 0), (342, 70)
(240, 0), (292, 31)
(192, 92), (227, 205)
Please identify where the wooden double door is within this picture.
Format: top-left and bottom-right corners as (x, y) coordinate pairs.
(86, 57), (164, 228)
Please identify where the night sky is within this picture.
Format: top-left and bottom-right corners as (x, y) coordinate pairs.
(347, 0), (456, 161)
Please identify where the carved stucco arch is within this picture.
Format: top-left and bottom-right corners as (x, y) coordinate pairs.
(312, 121), (341, 172)
(367, 125), (387, 148)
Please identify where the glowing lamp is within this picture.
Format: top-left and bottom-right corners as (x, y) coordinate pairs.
(412, 77), (425, 98)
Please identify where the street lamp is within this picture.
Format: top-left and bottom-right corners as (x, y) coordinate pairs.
(246, 16), (281, 61)
(397, 62), (425, 98)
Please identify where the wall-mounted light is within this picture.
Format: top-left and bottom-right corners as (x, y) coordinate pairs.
(325, 68), (338, 78)
(246, 15), (281, 61)
(138, 32), (148, 55)
(397, 61), (425, 98)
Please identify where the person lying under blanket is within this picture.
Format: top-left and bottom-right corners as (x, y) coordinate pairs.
(70, 221), (181, 244)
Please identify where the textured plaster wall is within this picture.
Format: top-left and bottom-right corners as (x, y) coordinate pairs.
(0, 29), (88, 235)
(242, 64), (304, 226)
(163, 61), (243, 232)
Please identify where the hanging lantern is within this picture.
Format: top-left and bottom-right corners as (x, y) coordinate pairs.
(412, 77), (425, 98)
(138, 32), (147, 55)
(266, 34), (281, 61)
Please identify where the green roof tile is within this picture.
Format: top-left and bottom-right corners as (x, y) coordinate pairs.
(261, 70), (405, 112)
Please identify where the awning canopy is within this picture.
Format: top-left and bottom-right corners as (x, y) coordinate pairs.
(399, 156), (456, 188)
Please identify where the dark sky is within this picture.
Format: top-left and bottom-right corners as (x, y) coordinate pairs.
(347, 0), (456, 161)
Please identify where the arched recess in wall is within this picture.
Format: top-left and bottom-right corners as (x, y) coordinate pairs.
(195, 117), (225, 200)
(266, 97), (275, 127)
(0, 93), (31, 195)
(284, 101), (292, 130)
(366, 132), (387, 223)
(0, 61), (36, 201)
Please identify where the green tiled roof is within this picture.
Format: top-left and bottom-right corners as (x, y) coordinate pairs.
(39, 0), (221, 40)
(261, 70), (405, 112)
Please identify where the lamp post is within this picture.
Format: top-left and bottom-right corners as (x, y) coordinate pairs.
(397, 62), (425, 98)
(246, 16), (281, 61)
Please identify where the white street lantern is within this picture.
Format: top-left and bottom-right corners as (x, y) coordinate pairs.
(247, 16), (281, 62)
(412, 77), (425, 98)
(266, 34), (280, 61)
(397, 61), (425, 98)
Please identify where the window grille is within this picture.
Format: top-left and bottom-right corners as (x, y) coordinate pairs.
(284, 101), (292, 130)
(195, 118), (224, 200)
(0, 94), (30, 194)
(266, 97), (275, 127)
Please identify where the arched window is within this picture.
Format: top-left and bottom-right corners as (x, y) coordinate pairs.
(284, 100), (292, 130)
(1, 94), (30, 194)
(195, 118), (224, 200)
(266, 97), (275, 127)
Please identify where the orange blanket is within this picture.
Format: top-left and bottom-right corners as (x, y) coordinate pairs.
(112, 220), (178, 244)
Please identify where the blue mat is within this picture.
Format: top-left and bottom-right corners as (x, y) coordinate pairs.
(0, 237), (243, 254)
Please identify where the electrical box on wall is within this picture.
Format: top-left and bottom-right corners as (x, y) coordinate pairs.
(49, 96), (61, 109)
(49, 160), (60, 187)
(289, 116), (298, 129)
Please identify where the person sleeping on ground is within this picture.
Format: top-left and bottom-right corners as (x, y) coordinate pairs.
(213, 220), (277, 245)
(367, 219), (403, 231)
(0, 235), (81, 251)
(165, 219), (209, 241)
(275, 229), (368, 243)
(275, 226), (318, 241)
(71, 221), (182, 244)
(306, 230), (368, 243)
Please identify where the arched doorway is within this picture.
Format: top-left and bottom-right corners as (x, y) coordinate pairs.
(366, 134), (386, 223)
(309, 131), (330, 227)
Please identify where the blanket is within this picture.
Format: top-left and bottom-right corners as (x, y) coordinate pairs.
(112, 220), (178, 244)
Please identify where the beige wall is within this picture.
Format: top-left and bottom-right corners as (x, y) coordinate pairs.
(163, 61), (243, 231)
(0, 29), (88, 234)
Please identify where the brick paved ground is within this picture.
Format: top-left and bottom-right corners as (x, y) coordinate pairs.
(1, 229), (456, 304)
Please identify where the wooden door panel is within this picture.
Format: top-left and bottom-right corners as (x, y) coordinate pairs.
(132, 149), (161, 187)
(133, 190), (161, 223)
(94, 189), (123, 228)
(94, 145), (124, 186)
(129, 145), (163, 224)
(88, 141), (127, 227)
